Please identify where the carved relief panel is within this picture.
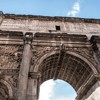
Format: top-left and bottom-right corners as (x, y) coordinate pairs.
(0, 45), (23, 69)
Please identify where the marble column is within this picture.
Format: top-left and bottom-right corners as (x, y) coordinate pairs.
(17, 33), (33, 100)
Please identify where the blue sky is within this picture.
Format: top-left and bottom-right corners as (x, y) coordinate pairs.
(0, 0), (100, 18)
(39, 79), (76, 100)
(0, 0), (100, 100)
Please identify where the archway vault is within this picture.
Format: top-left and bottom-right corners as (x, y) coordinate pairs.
(33, 50), (98, 92)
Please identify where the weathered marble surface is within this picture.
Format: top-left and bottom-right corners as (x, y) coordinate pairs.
(0, 45), (21, 69)
(0, 12), (100, 100)
(0, 14), (100, 37)
(86, 87), (100, 100)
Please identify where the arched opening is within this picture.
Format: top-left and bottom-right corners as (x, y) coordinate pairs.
(33, 51), (98, 99)
(38, 79), (77, 100)
(37, 52), (94, 91)
(33, 50), (98, 100)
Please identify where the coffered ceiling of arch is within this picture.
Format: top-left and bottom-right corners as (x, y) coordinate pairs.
(32, 45), (97, 72)
(38, 53), (94, 91)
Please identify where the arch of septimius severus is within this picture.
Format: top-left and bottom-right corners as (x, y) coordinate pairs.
(0, 11), (100, 100)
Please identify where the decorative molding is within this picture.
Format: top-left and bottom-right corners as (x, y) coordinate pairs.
(31, 46), (56, 68)
(65, 47), (97, 67)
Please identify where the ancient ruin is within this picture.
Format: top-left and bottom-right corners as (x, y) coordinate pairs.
(0, 11), (100, 100)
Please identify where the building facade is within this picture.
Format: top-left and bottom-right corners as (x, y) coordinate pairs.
(0, 11), (100, 100)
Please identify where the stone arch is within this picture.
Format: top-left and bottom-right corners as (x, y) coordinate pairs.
(34, 51), (98, 93)
(33, 50), (99, 99)
(34, 50), (98, 74)
(0, 79), (13, 100)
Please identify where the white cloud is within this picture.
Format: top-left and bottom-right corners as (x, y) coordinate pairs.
(38, 79), (76, 100)
(67, 1), (80, 17)
(38, 79), (55, 100)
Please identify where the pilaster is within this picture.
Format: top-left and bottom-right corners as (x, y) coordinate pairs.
(90, 36), (100, 73)
(81, 81), (100, 100)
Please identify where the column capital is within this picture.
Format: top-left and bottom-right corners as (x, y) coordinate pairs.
(24, 32), (33, 44)
(94, 74), (100, 80)
(28, 72), (41, 79)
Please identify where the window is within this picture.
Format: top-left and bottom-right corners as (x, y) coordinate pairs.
(55, 25), (60, 31)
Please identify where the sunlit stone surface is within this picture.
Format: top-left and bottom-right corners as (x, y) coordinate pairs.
(86, 88), (100, 100)
(0, 11), (100, 100)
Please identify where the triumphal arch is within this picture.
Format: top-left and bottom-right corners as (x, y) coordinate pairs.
(0, 11), (100, 100)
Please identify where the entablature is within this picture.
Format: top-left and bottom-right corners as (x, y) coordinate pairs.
(0, 30), (91, 47)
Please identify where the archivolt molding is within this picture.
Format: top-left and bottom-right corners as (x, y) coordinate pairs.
(33, 49), (98, 92)
(0, 79), (13, 99)
(65, 47), (97, 68)
(0, 74), (18, 99)
(33, 49), (98, 75)
(32, 46), (57, 67)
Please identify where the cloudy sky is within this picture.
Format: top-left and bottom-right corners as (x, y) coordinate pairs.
(0, 0), (100, 18)
(0, 0), (100, 100)
(38, 79), (76, 100)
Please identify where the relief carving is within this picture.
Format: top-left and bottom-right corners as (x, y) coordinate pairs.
(0, 75), (18, 99)
(31, 46), (97, 68)
(32, 46), (56, 66)
(0, 45), (23, 69)
(8, 75), (18, 98)
(65, 47), (97, 67)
